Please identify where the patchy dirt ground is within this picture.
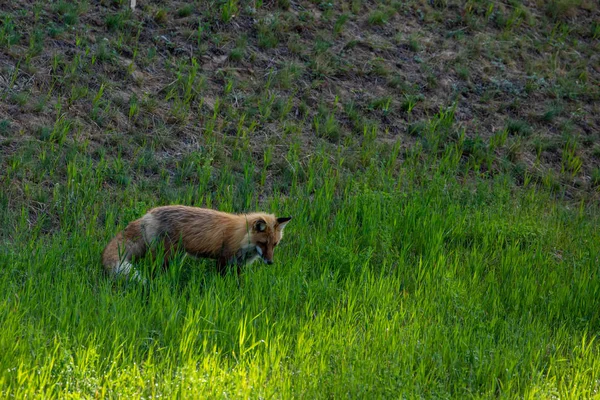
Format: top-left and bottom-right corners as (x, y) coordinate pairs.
(1, 0), (599, 208)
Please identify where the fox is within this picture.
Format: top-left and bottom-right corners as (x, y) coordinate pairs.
(101, 205), (291, 280)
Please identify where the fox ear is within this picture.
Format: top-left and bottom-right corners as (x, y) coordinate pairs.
(254, 219), (267, 232)
(276, 217), (291, 230)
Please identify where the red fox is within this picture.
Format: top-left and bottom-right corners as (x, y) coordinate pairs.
(101, 205), (291, 280)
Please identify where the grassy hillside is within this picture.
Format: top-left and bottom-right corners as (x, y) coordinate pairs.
(1, 0), (600, 398)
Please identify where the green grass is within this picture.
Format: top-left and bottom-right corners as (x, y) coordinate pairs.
(368, 9), (388, 26)
(177, 5), (194, 18)
(1, 0), (600, 397)
(2, 148), (600, 397)
(506, 119), (533, 137)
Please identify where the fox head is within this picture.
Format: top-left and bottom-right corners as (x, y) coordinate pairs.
(250, 215), (292, 265)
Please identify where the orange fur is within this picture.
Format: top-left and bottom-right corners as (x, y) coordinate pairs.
(101, 206), (291, 279)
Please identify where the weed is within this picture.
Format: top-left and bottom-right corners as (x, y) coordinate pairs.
(27, 28), (44, 58)
(506, 119), (532, 137)
(68, 85), (88, 105)
(9, 92), (28, 107)
(49, 115), (72, 144)
(32, 95), (47, 113)
(286, 33), (302, 54)
(408, 121), (427, 137)
(314, 36), (332, 54)
(592, 168), (600, 187)
(53, 1), (80, 26)
(109, 10), (134, 32)
(387, 74), (409, 90)
(581, 134), (595, 149)
(426, 72), (438, 89)
(344, 101), (362, 127)
(370, 58), (389, 77)
(154, 8), (168, 25)
(95, 40), (116, 64)
(369, 96), (392, 115)
(229, 47), (244, 62)
(314, 99), (341, 141)
(309, 54), (337, 77)
(47, 23), (64, 39)
(446, 29), (465, 40)
(223, 77), (234, 95)
(261, 145), (273, 185)
(507, 137), (523, 162)
(257, 17), (279, 49)
(129, 94), (139, 121)
(276, 62), (303, 89)
(36, 126), (52, 141)
(229, 35), (248, 63)
(545, 0), (581, 21)
(401, 94), (423, 114)
(490, 128), (509, 150)
(0, 119), (10, 135)
(431, 0), (447, 9)
(463, 135), (491, 170)
(0, 15), (20, 47)
(540, 103), (563, 123)
(177, 5), (194, 18)
(561, 137), (582, 177)
(368, 9), (388, 26)
(408, 35), (420, 52)
(592, 22), (600, 40)
(334, 14), (350, 35)
(221, 0), (238, 23)
(455, 65), (469, 80)
(542, 169), (561, 192)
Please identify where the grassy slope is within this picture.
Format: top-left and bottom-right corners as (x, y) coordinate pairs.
(1, 0), (600, 398)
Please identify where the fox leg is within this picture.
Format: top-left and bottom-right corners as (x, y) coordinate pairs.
(160, 236), (179, 270)
(215, 253), (243, 279)
(216, 256), (228, 276)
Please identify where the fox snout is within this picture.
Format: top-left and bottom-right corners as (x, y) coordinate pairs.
(255, 245), (274, 264)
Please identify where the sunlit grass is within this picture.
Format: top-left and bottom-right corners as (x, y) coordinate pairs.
(1, 143), (600, 397)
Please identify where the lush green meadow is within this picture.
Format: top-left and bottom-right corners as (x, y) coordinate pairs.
(1, 0), (600, 398)
(2, 145), (600, 398)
